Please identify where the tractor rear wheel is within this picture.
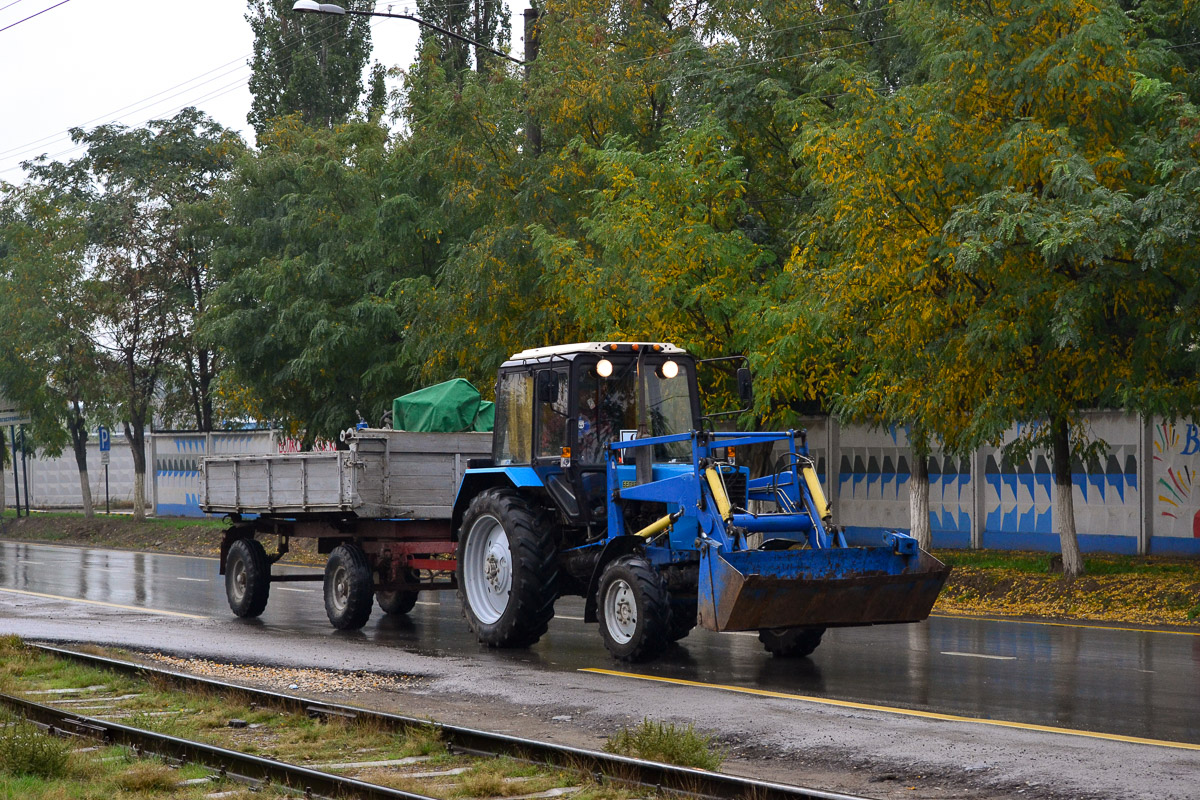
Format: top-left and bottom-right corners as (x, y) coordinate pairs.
(324, 543), (374, 630)
(597, 555), (671, 662)
(758, 626), (826, 657)
(457, 488), (558, 648)
(226, 538), (270, 618)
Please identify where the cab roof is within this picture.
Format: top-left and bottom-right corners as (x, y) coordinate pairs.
(503, 341), (688, 365)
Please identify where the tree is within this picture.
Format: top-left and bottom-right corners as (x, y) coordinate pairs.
(413, 0), (511, 76)
(246, 0), (375, 137)
(0, 176), (104, 517)
(773, 0), (1200, 575)
(31, 110), (246, 520)
(205, 117), (423, 441)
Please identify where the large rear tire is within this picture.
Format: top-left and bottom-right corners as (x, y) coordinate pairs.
(597, 555), (671, 662)
(226, 538), (270, 618)
(758, 626), (825, 657)
(324, 543), (374, 630)
(457, 488), (558, 648)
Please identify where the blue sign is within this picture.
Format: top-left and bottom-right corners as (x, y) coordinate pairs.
(98, 426), (111, 452)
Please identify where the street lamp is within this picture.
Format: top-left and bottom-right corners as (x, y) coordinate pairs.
(292, 0), (525, 66)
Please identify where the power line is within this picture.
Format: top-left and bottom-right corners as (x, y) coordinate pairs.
(0, 0), (30, 13)
(0, 0), (75, 34)
(0, 58), (252, 161)
(0, 19), (387, 177)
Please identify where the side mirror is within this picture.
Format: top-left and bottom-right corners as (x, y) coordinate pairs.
(536, 370), (560, 403)
(736, 367), (754, 406)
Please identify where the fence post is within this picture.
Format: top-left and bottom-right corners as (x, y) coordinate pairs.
(971, 447), (986, 550)
(1139, 415), (1153, 556)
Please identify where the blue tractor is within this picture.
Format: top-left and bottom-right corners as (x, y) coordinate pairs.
(451, 342), (950, 662)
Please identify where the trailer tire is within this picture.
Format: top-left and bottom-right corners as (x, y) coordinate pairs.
(377, 581), (419, 616)
(324, 544), (374, 630)
(597, 555), (671, 662)
(457, 488), (558, 648)
(226, 538), (270, 618)
(758, 626), (825, 658)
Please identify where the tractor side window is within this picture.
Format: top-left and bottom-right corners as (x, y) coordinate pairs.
(536, 367), (570, 459)
(494, 371), (534, 465)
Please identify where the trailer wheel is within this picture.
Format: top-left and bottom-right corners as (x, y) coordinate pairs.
(758, 626), (825, 658)
(324, 544), (374, 630)
(597, 555), (671, 662)
(377, 578), (419, 616)
(226, 538), (270, 618)
(457, 488), (558, 648)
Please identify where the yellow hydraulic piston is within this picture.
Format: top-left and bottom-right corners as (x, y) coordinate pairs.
(705, 467), (734, 522)
(633, 509), (682, 539)
(801, 463), (831, 521)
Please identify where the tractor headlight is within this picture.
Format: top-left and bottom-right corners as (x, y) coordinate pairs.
(657, 360), (679, 379)
(596, 358), (613, 377)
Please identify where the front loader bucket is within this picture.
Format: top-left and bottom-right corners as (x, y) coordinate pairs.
(697, 544), (950, 632)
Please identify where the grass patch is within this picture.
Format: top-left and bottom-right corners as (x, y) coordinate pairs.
(604, 719), (723, 771)
(112, 762), (178, 792)
(935, 549), (1200, 578)
(0, 723), (71, 779)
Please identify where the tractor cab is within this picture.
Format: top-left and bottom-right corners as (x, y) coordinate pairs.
(490, 342), (699, 530)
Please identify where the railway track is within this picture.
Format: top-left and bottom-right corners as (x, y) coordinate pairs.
(2, 643), (870, 800)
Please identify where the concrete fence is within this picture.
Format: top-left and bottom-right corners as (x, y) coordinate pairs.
(4, 415), (1198, 556)
(801, 412), (1199, 556)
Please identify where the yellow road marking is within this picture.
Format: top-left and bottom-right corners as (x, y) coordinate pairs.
(0, 587), (207, 619)
(581, 668), (1200, 751)
(930, 613), (1200, 636)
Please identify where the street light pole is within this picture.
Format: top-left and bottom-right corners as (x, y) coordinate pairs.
(292, 1), (525, 66)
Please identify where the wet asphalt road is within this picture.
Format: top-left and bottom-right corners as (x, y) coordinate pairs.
(1, 539), (1198, 748)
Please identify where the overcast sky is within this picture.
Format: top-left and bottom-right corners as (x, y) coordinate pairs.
(0, 0), (529, 183)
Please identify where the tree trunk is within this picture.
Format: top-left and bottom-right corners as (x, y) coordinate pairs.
(124, 420), (148, 522)
(909, 445), (932, 550)
(0, 430), (6, 517)
(67, 403), (94, 518)
(1051, 416), (1085, 578)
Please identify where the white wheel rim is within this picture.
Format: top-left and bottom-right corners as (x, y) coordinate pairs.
(603, 578), (637, 644)
(463, 514), (512, 625)
(330, 563), (349, 612)
(230, 557), (247, 602)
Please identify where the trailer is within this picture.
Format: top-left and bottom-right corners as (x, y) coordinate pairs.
(202, 342), (950, 661)
(201, 430), (490, 627)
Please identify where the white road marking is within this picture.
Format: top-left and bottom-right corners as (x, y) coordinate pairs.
(176, 577), (208, 583)
(17, 560), (42, 565)
(942, 651), (1016, 661)
(0, 587), (206, 619)
(556, 615), (585, 621)
(415, 601), (440, 606)
(275, 587), (313, 593)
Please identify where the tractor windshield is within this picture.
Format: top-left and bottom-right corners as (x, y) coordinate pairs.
(576, 356), (695, 464)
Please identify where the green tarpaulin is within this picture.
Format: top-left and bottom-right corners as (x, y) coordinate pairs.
(392, 379), (494, 433)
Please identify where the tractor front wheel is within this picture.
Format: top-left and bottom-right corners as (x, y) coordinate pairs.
(758, 626), (825, 658)
(597, 555), (671, 662)
(457, 489), (558, 648)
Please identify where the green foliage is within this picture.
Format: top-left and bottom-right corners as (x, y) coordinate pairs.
(246, 0), (375, 137)
(0, 723), (71, 779)
(603, 718), (724, 770)
(206, 117), (425, 437)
